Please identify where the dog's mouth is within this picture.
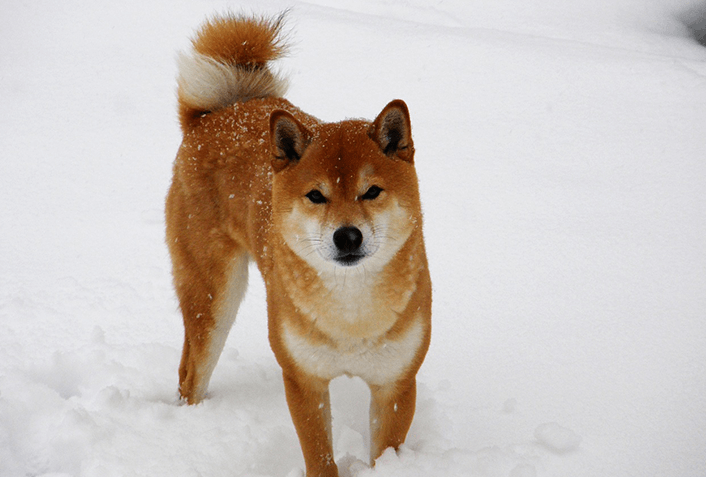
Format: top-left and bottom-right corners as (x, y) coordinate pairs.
(334, 253), (366, 266)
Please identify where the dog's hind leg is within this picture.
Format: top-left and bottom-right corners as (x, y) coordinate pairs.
(176, 250), (249, 404)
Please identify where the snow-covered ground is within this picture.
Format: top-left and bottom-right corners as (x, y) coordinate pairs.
(2, 1), (706, 476)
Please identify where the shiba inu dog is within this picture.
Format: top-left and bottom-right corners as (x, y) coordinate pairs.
(166, 13), (431, 476)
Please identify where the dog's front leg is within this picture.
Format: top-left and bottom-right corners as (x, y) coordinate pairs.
(369, 377), (417, 463)
(282, 373), (338, 477)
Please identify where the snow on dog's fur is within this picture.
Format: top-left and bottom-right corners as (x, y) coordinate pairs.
(166, 13), (431, 477)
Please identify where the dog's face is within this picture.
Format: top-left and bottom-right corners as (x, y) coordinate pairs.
(270, 101), (421, 276)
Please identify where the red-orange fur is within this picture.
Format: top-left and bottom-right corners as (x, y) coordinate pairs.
(192, 13), (288, 67)
(166, 13), (431, 477)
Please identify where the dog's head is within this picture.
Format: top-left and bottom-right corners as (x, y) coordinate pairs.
(270, 100), (422, 275)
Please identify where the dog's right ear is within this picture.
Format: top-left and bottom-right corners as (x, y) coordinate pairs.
(270, 110), (311, 172)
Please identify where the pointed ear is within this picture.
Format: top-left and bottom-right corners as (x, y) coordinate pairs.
(270, 110), (312, 172)
(369, 99), (414, 162)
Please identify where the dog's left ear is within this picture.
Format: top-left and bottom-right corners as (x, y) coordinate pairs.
(270, 110), (312, 172)
(370, 99), (414, 163)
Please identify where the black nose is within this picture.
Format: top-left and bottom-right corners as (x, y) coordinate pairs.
(333, 226), (363, 254)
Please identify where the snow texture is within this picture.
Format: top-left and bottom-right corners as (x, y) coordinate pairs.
(1, 0), (706, 476)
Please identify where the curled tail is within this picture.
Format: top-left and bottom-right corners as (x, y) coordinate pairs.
(177, 12), (289, 131)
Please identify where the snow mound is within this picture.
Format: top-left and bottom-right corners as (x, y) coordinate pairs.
(534, 422), (582, 454)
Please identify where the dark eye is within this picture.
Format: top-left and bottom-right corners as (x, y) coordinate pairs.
(361, 185), (383, 201)
(306, 189), (327, 204)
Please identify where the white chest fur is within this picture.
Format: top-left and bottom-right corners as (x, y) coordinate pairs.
(282, 314), (424, 386)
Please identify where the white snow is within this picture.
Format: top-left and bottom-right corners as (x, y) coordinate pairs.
(2, 0), (706, 476)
